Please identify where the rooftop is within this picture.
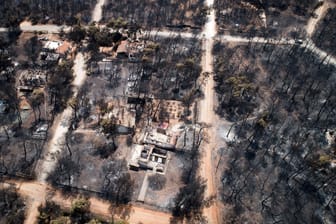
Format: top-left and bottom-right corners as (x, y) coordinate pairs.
(128, 144), (168, 173)
(143, 129), (176, 149)
(117, 40), (128, 53)
(44, 41), (61, 50)
(56, 41), (71, 54)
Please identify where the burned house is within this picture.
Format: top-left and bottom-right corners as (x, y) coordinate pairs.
(43, 41), (61, 52)
(89, 59), (121, 79)
(39, 40), (71, 65)
(127, 40), (144, 62)
(129, 144), (169, 173)
(18, 70), (47, 92)
(108, 101), (135, 130)
(125, 69), (152, 98)
(32, 123), (48, 139)
(151, 99), (185, 121)
(116, 40), (144, 61)
(40, 51), (60, 63)
(143, 129), (176, 150)
(97, 59), (115, 74)
(116, 40), (128, 58)
(0, 49), (15, 82)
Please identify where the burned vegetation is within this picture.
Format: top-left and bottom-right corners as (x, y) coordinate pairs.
(215, 0), (319, 37)
(214, 41), (336, 223)
(102, 0), (207, 29)
(313, 7), (336, 56)
(0, 31), (76, 179)
(0, 187), (26, 224)
(42, 28), (205, 212)
(47, 130), (134, 205)
(0, 0), (97, 26)
(0, 43), (47, 178)
(128, 35), (203, 101)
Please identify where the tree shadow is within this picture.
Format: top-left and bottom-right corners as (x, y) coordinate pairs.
(109, 203), (132, 221)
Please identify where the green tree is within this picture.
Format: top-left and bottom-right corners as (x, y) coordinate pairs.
(107, 17), (128, 29)
(69, 25), (86, 43)
(100, 118), (117, 135)
(87, 219), (102, 224)
(71, 197), (90, 214)
(71, 197), (91, 223)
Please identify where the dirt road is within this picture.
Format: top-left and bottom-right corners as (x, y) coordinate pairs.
(8, 1), (336, 223)
(5, 180), (171, 224)
(14, 20), (336, 69)
(19, 21), (69, 33)
(147, 31), (336, 68)
(305, 40), (336, 66)
(37, 53), (86, 183)
(18, 0), (106, 33)
(197, 0), (220, 223)
(91, 0), (106, 23)
(20, 182), (47, 224)
(25, 52), (87, 224)
(306, 2), (330, 37)
(22, 1), (106, 222)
